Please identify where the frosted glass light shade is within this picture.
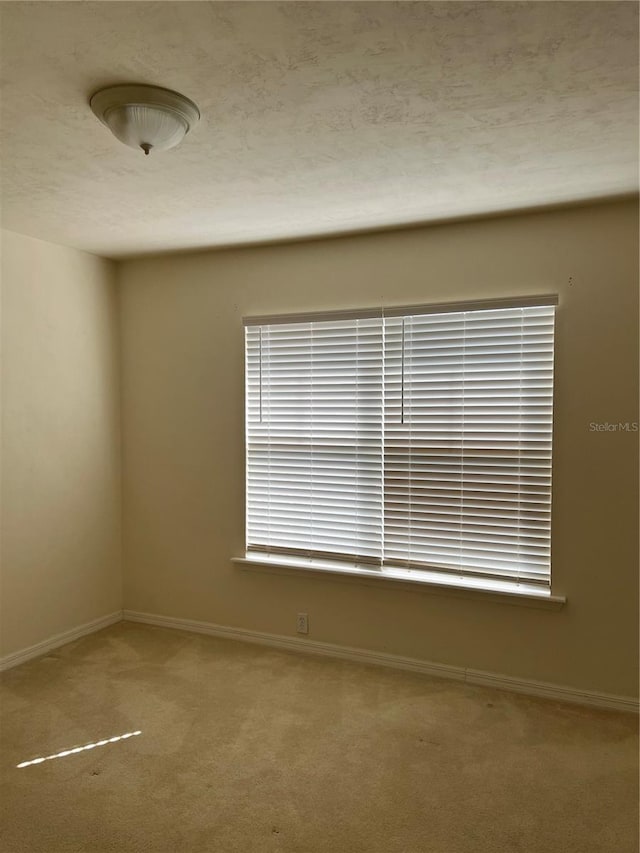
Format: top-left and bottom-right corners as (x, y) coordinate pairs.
(104, 105), (188, 152)
(90, 84), (200, 155)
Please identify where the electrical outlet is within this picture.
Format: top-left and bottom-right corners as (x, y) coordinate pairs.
(296, 612), (309, 634)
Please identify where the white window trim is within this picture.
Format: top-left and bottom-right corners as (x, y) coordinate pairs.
(232, 553), (566, 611)
(240, 294), (561, 603)
(243, 293), (558, 326)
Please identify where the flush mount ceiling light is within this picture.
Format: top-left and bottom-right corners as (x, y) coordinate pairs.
(90, 84), (200, 156)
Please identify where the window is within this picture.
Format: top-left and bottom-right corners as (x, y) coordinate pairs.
(244, 296), (556, 594)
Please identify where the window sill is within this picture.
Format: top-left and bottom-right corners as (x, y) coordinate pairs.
(232, 553), (566, 611)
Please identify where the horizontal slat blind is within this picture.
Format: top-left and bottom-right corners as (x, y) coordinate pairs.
(245, 301), (555, 587)
(246, 317), (384, 561)
(383, 305), (554, 584)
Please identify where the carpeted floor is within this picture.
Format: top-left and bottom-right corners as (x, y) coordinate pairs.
(0, 622), (637, 853)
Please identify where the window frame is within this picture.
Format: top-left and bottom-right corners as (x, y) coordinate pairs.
(240, 295), (563, 605)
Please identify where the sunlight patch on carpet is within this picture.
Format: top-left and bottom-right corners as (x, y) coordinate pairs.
(16, 731), (142, 768)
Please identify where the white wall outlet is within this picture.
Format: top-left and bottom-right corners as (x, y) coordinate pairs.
(296, 612), (309, 634)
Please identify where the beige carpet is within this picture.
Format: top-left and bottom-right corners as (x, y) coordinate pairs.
(0, 622), (637, 853)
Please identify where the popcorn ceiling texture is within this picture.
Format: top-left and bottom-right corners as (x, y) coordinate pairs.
(0, 1), (638, 258)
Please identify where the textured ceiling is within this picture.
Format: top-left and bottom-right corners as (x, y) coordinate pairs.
(0, 1), (638, 258)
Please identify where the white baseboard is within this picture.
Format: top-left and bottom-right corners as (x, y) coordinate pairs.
(123, 610), (639, 714)
(0, 611), (123, 672)
(464, 668), (637, 711)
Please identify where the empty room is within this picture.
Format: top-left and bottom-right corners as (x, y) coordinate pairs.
(0, 2), (638, 852)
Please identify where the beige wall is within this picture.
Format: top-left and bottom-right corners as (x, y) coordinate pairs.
(0, 230), (122, 656)
(118, 199), (637, 698)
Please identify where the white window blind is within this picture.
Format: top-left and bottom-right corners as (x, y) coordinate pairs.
(245, 317), (384, 562)
(245, 298), (555, 588)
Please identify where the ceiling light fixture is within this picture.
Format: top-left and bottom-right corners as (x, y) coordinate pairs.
(90, 84), (200, 156)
